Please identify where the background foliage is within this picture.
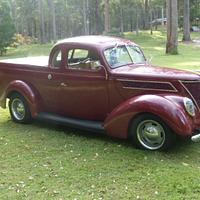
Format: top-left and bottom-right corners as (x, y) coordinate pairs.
(0, 1), (15, 55)
(5, 0), (200, 43)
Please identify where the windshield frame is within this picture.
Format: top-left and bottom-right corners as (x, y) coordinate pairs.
(103, 44), (146, 69)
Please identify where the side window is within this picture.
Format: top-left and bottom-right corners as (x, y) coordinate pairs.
(68, 49), (88, 65)
(67, 48), (101, 71)
(51, 49), (62, 69)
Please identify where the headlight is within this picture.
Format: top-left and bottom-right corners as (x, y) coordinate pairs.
(183, 97), (195, 117)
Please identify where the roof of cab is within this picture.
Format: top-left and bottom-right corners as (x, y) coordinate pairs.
(56, 35), (136, 49)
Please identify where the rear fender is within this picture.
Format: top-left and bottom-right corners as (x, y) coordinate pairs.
(3, 80), (41, 117)
(104, 94), (193, 139)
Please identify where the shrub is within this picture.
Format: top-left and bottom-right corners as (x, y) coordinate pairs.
(11, 34), (38, 48)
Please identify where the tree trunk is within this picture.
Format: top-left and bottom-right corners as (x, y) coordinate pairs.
(95, 0), (100, 34)
(183, 0), (191, 41)
(161, 7), (164, 26)
(120, 1), (124, 34)
(166, 0), (178, 54)
(104, 0), (110, 34)
(48, 0), (57, 42)
(150, 10), (153, 35)
(83, 0), (89, 35)
(38, 0), (46, 43)
(144, 0), (149, 30)
(136, 8), (139, 35)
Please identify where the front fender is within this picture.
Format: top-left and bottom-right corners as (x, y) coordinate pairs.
(104, 94), (193, 139)
(3, 80), (41, 117)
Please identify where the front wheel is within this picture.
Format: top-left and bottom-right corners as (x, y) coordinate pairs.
(129, 114), (176, 151)
(9, 93), (32, 124)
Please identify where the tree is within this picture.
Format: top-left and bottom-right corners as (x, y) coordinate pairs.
(183, 0), (191, 41)
(5, 0), (192, 43)
(144, 0), (150, 29)
(166, 0), (178, 54)
(38, 0), (46, 43)
(0, 1), (15, 55)
(119, 0), (124, 34)
(104, 0), (110, 34)
(83, 0), (89, 35)
(94, 0), (100, 34)
(48, 0), (57, 42)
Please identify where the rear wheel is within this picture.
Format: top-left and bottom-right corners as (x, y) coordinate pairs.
(9, 93), (32, 124)
(129, 114), (176, 151)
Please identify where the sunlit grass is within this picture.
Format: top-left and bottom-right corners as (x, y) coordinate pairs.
(124, 31), (200, 70)
(0, 43), (52, 60)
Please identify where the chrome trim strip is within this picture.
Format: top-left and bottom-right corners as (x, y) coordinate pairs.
(102, 66), (108, 80)
(117, 79), (178, 92)
(179, 80), (200, 111)
(122, 86), (177, 92)
(181, 80), (200, 83)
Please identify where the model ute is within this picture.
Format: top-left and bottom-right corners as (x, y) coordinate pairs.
(0, 36), (200, 151)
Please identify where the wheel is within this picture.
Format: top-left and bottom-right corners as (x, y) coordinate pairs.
(9, 93), (32, 124)
(129, 114), (176, 151)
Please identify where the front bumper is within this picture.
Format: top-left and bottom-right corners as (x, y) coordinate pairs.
(191, 132), (200, 142)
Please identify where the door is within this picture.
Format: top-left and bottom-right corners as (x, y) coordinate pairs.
(58, 47), (109, 121)
(33, 46), (66, 114)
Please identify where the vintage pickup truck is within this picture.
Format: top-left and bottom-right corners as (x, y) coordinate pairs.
(0, 36), (200, 151)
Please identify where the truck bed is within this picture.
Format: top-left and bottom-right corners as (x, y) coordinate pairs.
(0, 56), (49, 67)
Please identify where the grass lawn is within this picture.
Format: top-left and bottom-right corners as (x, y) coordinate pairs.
(124, 30), (200, 70)
(0, 30), (200, 199)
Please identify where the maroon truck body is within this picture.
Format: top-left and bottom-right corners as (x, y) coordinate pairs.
(0, 36), (200, 150)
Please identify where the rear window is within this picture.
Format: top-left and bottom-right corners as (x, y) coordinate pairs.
(51, 49), (62, 69)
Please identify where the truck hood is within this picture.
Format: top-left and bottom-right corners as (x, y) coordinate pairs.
(111, 64), (200, 81)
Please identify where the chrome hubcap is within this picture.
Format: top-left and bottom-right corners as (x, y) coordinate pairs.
(137, 120), (165, 150)
(11, 98), (25, 120)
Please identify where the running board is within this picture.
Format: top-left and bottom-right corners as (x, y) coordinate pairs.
(36, 112), (105, 134)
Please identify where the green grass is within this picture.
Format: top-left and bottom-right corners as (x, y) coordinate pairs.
(1, 108), (200, 200)
(1, 30), (200, 199)
(0, 43), (52, 60)
(124, 30), (200, 70)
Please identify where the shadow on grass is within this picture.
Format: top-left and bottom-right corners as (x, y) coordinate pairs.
(31, 119), (195, 154)
(33, 119), (130, 146)
(0, 117), (196, 156)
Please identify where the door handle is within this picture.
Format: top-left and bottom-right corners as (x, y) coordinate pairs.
(48, 74), (52, 80)
(60, 82), (68, 87)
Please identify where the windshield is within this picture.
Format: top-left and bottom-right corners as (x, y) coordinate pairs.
(104, 45), (146, 68)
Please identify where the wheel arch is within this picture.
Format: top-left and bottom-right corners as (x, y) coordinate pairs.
(5, 80), (42, 117)
(104, 94), (193, 139)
